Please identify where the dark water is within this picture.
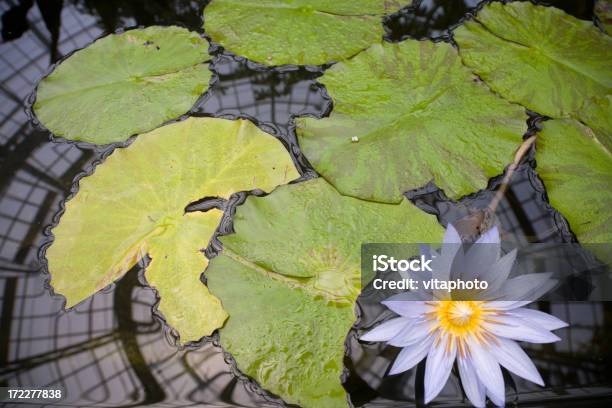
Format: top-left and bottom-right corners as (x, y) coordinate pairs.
(385, 0), (596, 42)
(0, 0), (610, 407)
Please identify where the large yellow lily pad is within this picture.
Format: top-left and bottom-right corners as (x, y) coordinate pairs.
(47, 117), (299, 342)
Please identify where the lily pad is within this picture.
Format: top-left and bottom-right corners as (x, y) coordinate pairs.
(577, 95), (612, 151)
(536, 119), (612, 243)
(454, 1), (612, 149)
(206, 177), (443, 407)
(46, 117), (299, 342)
(203, 0), (403, 66)
(34, 26), (212, 144)
(296, 40), (526, 203)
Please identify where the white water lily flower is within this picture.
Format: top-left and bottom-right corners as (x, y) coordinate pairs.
(361, 224), (568, 407)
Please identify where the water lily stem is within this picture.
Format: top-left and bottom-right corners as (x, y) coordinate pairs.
(487, 135), (537, 214)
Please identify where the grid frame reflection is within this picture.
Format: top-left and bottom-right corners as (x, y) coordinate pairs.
(0, 0), (610, 407)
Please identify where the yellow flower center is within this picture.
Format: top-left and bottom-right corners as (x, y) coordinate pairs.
(435, 301), (484, 338)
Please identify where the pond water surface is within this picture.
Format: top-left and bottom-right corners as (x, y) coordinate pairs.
(0, 0), (610, 407)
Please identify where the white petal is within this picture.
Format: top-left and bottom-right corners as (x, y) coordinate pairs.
(360, 317), (411, 342)
(432, 250), (454, 282)
(458, 354), (486, 408)
(485, 300), (531, 310)
(490, 337), (544, 386)
(419, 244), (438, 260)
(461, 242), (502, 281)
(483, 314), (561, 343)
(460, 226), (501, 281)
(388, 335), (434, 375)
(528, 278), (557, 301)
(509, 308), (568, 331)
(386, 290), (432, 302)
(424, 334), (457, 403)
(381, 300), (433, 318)
(476, 226), (500, 245)
(444, 224), (462, 244)
(479, 249), (517, 292)
(440, 231), (462, 273)
(388, 319), (434, 347)
(486, 387), (505, 407)
(467, 337), (505, 407)
(487, 273), (557, 302)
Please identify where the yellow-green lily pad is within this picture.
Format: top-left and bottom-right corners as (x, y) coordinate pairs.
(46, 117), (299, 343)
(34, 26), (212, 144)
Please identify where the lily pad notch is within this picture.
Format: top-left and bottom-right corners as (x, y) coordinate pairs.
(45, 117), (300, 343)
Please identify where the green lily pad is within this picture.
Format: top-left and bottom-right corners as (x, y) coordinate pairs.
(34, 26), (212, 144)
(536, 119), (612, 243)
(454, 1), (612, 149)
(47, 117), (299, 343)
(296, 40), (526, 203)
(577, 95), (612, 151)
(203, 0), (403, 66)
(206, 177), (443, 407)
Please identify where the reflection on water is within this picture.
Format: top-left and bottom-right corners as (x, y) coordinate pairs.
(385, 0), (597, 42)
(1, 0), (611, 407)
(70, 0), (204, 33)
(408, 161), (574, 244)
(192, 53), (327, 177)
(385, 0), (481, 41)
(0, 267), (280, 407)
